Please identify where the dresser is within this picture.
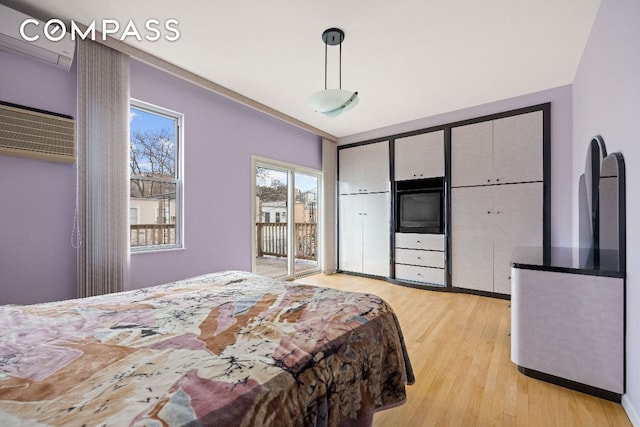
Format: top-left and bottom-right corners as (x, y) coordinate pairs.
(394, 233), (445, 286)
(510, 246), (625, 401)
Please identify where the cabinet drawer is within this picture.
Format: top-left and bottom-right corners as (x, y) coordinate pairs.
(395, 264), (445, 285)
(395, 248), (444, 268)
(395, 233), (444, 251)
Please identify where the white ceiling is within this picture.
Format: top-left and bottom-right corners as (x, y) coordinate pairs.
(5, 0), (600, 139)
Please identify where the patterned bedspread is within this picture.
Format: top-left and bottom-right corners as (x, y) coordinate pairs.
(0, 271), (413, 426)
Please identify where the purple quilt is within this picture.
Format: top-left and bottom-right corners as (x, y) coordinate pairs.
(0, 271), (413, 426)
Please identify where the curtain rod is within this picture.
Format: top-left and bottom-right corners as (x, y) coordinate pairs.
(76, 24), (338, 143)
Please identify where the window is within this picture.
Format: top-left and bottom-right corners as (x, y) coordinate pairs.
(129, 100), (183, 251)
(129, 207), (139, 225)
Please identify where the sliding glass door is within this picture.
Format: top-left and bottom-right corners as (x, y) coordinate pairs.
(294, 172), (319, 276)
(253, 159), (321, 279)
(254, 165), (289, 278)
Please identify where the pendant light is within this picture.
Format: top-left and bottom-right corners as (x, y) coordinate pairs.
(308, 28), (359, 117)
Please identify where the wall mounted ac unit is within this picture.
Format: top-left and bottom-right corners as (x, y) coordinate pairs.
(0, 3), (75, 71)
(0, 102), (76, 163)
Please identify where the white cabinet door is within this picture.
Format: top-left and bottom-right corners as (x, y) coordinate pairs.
(451, 121), (493, 187)
(359, 142), (390, 193)
(492, 183), (543, 294)
(493, 111), (543, 184)
(338, 146), (361, 195)
(338, 194), (363, 273)
(338, 193), (390, 276)
(362, 192), (391, 277)
(451, 186), (494, 292)
(452, 183), (542, 294)
(338, 141), (389, 194)
(395, 130), (444, 181)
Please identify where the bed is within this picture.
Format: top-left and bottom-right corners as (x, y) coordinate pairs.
(0, 271), (413, 426)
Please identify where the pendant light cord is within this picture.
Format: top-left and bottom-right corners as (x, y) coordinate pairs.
(339, 39), (342, 89)
(324, 41), (328, 90)
(323, 33), (343, 90)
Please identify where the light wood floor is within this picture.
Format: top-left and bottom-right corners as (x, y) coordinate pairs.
(295, 273), (632, 427)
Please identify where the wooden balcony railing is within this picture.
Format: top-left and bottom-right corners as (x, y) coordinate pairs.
(256, 222), (317, 260)
(130, 224), (175, 247)
(130, 223), (316, 258)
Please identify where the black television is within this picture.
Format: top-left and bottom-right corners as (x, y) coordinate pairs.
(397, 190), (443, 234)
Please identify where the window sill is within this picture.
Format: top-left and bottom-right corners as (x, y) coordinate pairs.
(131, 245), (185, 255)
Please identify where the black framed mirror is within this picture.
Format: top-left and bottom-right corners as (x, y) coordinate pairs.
(586, 135), (607, 246)
(598, 152), (626, 272)
(580, 135), (607, 249)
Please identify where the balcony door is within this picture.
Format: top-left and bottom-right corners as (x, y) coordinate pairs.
(252, 157), (321, 279)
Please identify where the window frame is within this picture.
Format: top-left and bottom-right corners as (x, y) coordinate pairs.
(129, 98), (184, 253)
(251, 156), (322, 279)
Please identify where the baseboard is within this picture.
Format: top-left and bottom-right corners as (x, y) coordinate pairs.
(517, 366), (621, 402)
(623, 395), (640, 426)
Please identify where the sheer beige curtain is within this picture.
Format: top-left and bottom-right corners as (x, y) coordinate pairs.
(76, 39), (130, 297)
(322, 138), (337, 273)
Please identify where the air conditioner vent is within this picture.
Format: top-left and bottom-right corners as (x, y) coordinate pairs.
(0, 102), (75, 163)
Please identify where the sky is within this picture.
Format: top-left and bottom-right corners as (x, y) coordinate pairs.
(130, 106), (175, 135)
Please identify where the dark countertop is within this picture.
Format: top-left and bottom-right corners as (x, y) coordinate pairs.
(511, 246), (624, 278)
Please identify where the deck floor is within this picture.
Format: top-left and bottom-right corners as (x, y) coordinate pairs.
(255, 255), (318, 278)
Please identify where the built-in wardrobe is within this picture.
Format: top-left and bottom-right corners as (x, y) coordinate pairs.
(451, 109), (549, 294)
(337, 104), (550, 296)
(337, 141), (391, 277)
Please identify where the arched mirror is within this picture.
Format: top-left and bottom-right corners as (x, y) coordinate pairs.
(598, 152), (626, 272)
(585, 136), (607, 237)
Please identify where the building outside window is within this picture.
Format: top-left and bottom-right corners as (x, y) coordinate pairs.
(129, 100), (183, 250)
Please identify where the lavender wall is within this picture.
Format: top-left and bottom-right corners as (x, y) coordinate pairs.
(572, 0), (640, 423)
(129, 60), (322, 290)
(0, 51), (78, 304)
(0, 51), (321, 303)
(339, 85), (574, 247)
